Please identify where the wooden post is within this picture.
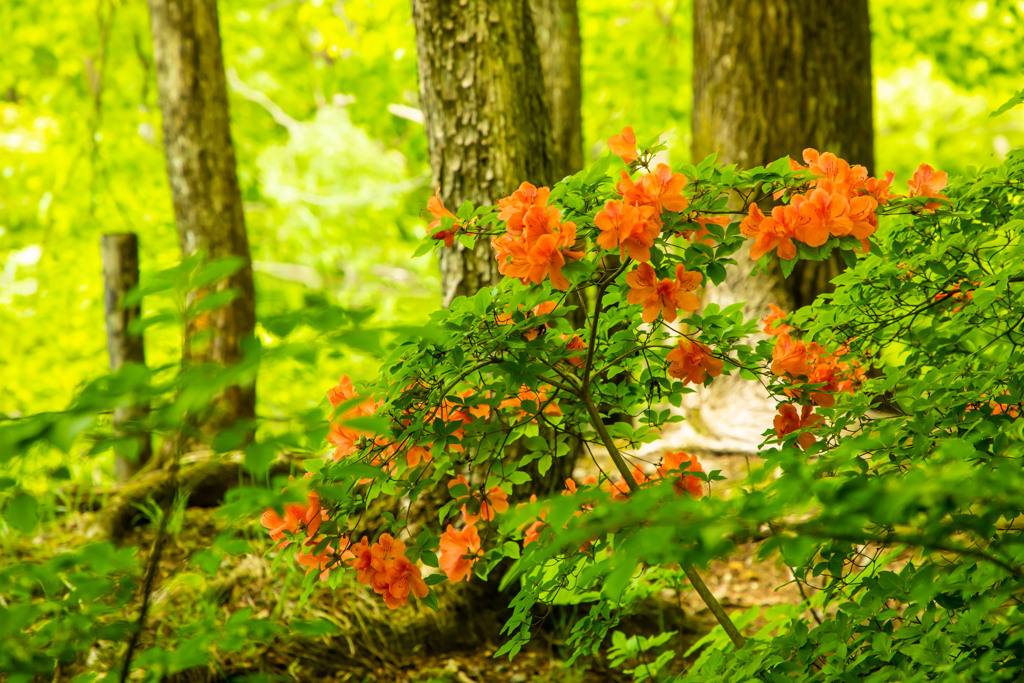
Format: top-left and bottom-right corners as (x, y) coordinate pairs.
(101, 233), (152, 479)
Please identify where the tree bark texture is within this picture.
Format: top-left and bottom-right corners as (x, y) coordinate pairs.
(531, 0), (583, 179)
(690, 0), (873, 449)
(101, 233), (153, 478)
(412, 0), (558, 306)
(693, 0), (873, 310)
(148, 0), (256, 431)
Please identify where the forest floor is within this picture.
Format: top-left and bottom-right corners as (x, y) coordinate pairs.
(23, 446), (814, 682)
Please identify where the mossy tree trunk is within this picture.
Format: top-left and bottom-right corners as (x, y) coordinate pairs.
(691, 0), (873, 448)
(413, 0), (582, 495)
(412, 0), (558, 306)
(148, 0), (256, 437)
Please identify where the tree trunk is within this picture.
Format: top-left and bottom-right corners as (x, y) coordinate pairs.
(693, 0), (873, 309)
(413, 0), (582, 497)
(101, 233), (153, 478)
(690, 0), (873, 449)
(412, 0), (558, 307)
(531, 0), (583, 179)
(148, 0), (257, 435)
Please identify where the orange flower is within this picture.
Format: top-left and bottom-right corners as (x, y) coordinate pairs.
(327, 422), (361, 461)
(439, 524), (483, 583)
(326, 375), (379, 460)
(864, 170), (896, 205)
(527, 233), (573, 290)
(846, 194), (879, 247)
(260, 489), (324, 546)
(295, 545), (335, 582)
(594, 199), (661, 262)
(522, 520), (547, 547)
(296, 536), (352, 582)
(517, 493), (549, 547)
(801, 149), (863, 193)
(607, 126), (638, 163)
(448, 475), (510, 524)
(638, 164), (689, 213)
(617, 165), (688, 213)
(773, 403), (823, 450)
(603, 466), (649, 500)
(762, 304), (792, 337)
(500, 385), (562, 419)
(426, 189), (460, 248)
(562, 334), (586, 367)
(771, 333), (811, 378)
(908, 163), (949, 211)
(327, 375), (377, 415)
(625, 262), (701, 323)
(492, 205), (582, 291)
(657, 451), (704, 498)
(498, 182), (551, 236)
(793, 184), (850, 245)
(666, 338), (724, 385)
(740, 204), (805, 260)
(380, 555), (430, 609)
(933, 280), (976, 313)
(403, 445), (430, 468)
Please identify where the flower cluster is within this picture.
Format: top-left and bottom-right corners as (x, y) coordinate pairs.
(349, 534), (429, 609)
(516, 457), (704, 553)
(491, 183), (584, 290)
(327, 376), (432, 471)
(326, 376), (379, 462)
(740, 149), (894, 260)
(764, 305), (864, 449)
(259, 476), (352, 581)
(260, 485), (325, 550)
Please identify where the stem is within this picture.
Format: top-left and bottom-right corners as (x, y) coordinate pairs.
(681, 564), (746, 649)
(575, 287), (747, 649)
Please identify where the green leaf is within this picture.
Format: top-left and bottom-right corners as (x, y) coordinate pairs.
(244, 442), (278, 476)
(991, 85), (1024, 117)
(705, 261), (727, 286)
(191, 256), (246, 288)
(779, 256), (798, 278)
(341, 416), (391, 434)
(4, 493), (38, 533)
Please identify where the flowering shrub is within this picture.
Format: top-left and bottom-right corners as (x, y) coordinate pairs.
(261, 129), (1024, 679)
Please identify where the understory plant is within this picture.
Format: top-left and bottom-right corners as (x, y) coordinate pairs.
(260, 125), (1024, 680)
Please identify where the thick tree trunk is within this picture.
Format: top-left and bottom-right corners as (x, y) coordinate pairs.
(690, 0), (873, 449)
(412, 0), (558, 306)
(693, 0), (873, 309)
(148, 0), (256, 434)
(531, 0), (583, 179)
